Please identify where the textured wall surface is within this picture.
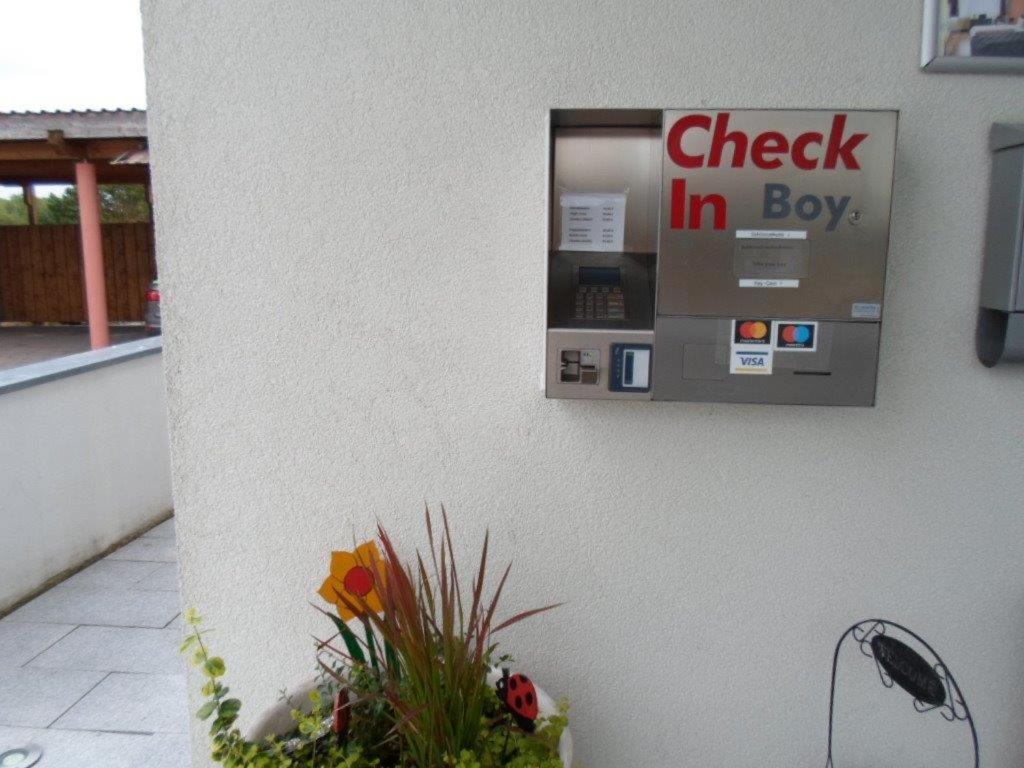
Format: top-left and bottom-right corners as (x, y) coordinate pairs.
(142, 1), (1024, 765)
(0, 353), (172, 612)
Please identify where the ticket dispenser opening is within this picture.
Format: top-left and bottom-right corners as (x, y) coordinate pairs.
(545, 108), (897, 406)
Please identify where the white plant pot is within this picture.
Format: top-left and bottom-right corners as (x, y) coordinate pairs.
(247, 668), (573, 768)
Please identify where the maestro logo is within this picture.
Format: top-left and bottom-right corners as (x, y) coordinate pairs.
(776, 321), (817, 351)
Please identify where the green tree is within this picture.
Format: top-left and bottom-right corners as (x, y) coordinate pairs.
(0, 195), (29, 225)
(100, 185), (151, 223)
(37, 187), (80, 224)
(36, 184), (151, 224)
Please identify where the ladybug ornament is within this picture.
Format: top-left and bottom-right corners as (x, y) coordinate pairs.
(496, 668), (539, 732)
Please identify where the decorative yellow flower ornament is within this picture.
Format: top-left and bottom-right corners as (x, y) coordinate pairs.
(318, 541), (386, 621)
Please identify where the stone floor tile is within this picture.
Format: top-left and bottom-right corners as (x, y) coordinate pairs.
(0, 517), (187, 764)
(0, 668), (106, 727)
(0, 621), (76, 668)
(131, 562), (180, 593)
(61, 559), (163, 590)
(3, 584), (180, 628)
(27, 626), (184, 675)
(0, 725), (190, 768)
(105, 537), (177, 563)
(51, 672), (188, 734)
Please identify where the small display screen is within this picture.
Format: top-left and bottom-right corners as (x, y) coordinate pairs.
(609, 343), (651, 392)
(579, 266), (621, 286)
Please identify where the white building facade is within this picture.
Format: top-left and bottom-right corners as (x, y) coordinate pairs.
(142, 2), (1024, 766)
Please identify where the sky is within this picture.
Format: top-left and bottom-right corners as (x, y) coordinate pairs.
(0, 0), (146, 198)
(0, 0), (146, 112)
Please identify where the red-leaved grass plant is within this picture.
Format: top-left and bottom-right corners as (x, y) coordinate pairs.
(313, 506), (561, 768)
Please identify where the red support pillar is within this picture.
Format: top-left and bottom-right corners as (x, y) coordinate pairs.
(75, 161), (110, 349)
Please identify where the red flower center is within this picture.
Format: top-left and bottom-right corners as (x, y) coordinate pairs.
(343, 566), (375, 597)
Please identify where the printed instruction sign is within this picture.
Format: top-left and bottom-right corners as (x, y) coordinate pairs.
(738, 279), (800, 288)
(730, 319), (774, 375)
(735, 230), (808, 240)
(559, 192), (626, 252)
(733, 229), (809, 288)
(851, 302), (881, 319)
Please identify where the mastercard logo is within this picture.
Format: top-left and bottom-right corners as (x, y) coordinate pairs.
(737, 321), (769, 340)
(735, 320), (771, 343)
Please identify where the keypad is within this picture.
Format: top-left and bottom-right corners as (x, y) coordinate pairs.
(573, 285), (625, 321)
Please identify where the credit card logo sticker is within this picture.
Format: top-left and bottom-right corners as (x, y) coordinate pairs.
(775, 321), (818, 351)
(730, 319), (774, 375)
(730, 349), (773, 374)
(734, 319), (773, 345)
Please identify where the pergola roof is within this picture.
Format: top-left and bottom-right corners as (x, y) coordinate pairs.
(0, 109), (149, 185)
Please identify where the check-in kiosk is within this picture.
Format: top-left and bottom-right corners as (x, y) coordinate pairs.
(545, 108), (897, 406)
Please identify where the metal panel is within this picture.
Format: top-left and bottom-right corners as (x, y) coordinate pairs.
(656, 109), (897, 321)
(979, 142), (1024, 313)
(551, 109), (662, 129)
(651, 316), (880, 406)
(545, 108), (895, 405)
(546, 328), (654, 400)
(547, 252), (655, 331)
(732, 237), (810, 279)
(550, 127), (662, 254)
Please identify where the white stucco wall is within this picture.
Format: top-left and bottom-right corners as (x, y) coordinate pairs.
(142, 2), (1024, 766)
(0, 350), (173, 612)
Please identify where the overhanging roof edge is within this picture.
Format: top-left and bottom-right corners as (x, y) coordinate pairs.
(0, 109), (147, 141)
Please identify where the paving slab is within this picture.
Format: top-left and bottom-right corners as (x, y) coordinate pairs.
(60, 559), (163, 590)
(51, 672), (188, 734)
(3, 584), (180, 628)
(0, 621), (76, 668)
(0, 515), (186, 763)
(27, 626), (185, 675)
(105, 536), (177, 563)
(131, 562), (180, 593)
(0, 668), (106, 728)
(0, 725), (190, 768)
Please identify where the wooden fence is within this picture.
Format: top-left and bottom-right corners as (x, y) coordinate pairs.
(0, 223), (155, 323)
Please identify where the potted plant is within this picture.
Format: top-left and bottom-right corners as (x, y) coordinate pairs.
(182, 508), (572, 767)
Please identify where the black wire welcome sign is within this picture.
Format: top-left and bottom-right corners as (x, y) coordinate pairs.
(825, 619), (978, 768)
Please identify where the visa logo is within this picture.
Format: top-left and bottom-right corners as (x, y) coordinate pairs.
(739, 356), (766, 367)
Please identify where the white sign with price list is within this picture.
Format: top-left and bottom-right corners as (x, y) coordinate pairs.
(559, 192), (626, 252)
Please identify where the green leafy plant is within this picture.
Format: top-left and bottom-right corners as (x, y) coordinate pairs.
(183, 507), (569, 768)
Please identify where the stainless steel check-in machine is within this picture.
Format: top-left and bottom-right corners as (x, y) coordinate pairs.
(545, 108), (897, 406)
